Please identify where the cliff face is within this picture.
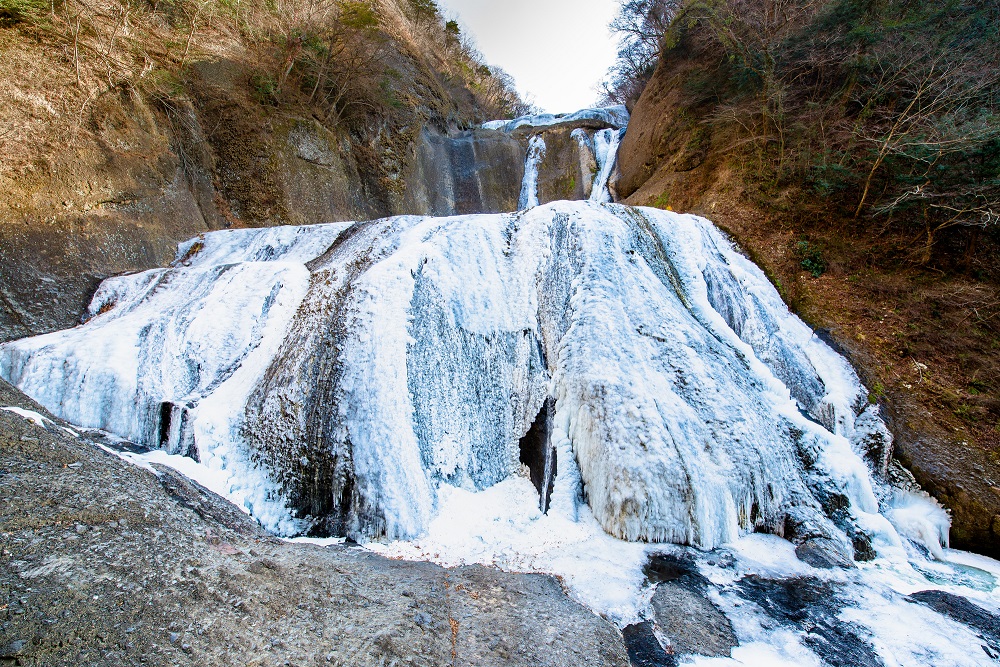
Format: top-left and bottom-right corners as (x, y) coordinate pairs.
(400, 128), (525, 216)
(0, 0), (533, 342)
(619, 21), (1000, 557)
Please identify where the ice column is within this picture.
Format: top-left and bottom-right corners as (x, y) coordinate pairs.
(518, 135), (546, 210)
(590, 128), (623, 203)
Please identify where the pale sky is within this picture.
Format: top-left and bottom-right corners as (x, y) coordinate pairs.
(437, 0), (621, 113)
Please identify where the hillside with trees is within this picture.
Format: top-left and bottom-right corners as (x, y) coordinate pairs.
(609, 0), (1000, 555)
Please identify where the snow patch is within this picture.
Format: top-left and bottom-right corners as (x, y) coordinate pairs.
(1, 406), (51, 428)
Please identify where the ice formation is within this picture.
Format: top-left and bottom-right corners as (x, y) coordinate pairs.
(3, 98), (993, 665)
(0, 200), (945, 563)
(518, 135), (546, 210)
(481, 105), (629, 133)
(590, 128), (624, 203)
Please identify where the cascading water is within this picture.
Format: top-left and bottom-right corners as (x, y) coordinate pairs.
(590, 128), (624, 203)
(518, 135), (546, 210)
(2, 106), (997, 666)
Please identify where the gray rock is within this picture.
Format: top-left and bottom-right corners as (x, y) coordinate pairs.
(621, 622), (676, 667)
(0, 378), (632, 667)
(644, 553), (737, 658)
(735, 576), (883, 667)
(795, 537), (855, 569)
(1, 639), (27, 657)
(909, 590), (1000, 648)
(650, 581), (737, 658)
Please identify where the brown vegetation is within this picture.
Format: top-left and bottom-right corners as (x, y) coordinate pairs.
(0, 0), (526, 197)
(615, 0), (1000, 555)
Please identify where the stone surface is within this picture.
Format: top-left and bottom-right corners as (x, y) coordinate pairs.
(0, 379), (630, 667)
(795, 537), (856, 570)
(533, 127), (599, 204)
(908, 590), (1000, 650)
(0, 103), (618, 348)
(644, 554), (737, 659)
(650, 583), (737, 658)
(621, 622), (677, 667)
(735, 576), (883, 667)
(400, 128), (525, 216)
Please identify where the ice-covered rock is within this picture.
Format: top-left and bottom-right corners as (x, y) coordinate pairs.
(482, 106), (630, 133)
(590, 128), (624, 204)
(0, 202), (948, 557)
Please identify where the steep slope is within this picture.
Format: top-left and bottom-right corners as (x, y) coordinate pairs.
(617, 0), (1000, 557)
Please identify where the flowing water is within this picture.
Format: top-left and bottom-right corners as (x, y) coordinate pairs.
(2, 108), (997, 666)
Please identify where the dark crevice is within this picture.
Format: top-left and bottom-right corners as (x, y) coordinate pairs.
(159, 401), (172, 449)
(622, 622), (678, 667)
(519, 396), (557, 513)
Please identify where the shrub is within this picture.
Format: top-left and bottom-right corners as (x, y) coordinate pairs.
(406, 0), (438, 23)
(0, 0), (48, 25)
(625, 0), (1000, 265)
(796, 240), (826, 278)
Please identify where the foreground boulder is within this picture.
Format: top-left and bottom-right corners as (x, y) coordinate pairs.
(0, 380), (629, 667)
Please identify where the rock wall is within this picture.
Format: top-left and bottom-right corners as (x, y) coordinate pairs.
(399, 129), (525, 216)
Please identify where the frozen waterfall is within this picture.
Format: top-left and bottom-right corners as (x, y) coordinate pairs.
(482, 105), (629, 133)
(518, 135), (546, 210)
(0, 202), (946, 561)
(590, 128), (624, 203)
(505, 105), (628, 210)
(3, 99), (995, 666)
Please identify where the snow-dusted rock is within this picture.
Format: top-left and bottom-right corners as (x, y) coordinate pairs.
(482, 106), (630, 133)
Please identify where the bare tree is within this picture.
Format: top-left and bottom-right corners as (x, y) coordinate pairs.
(602, 0), (678, 107)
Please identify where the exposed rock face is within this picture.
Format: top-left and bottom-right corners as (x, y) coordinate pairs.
(399, 129), (525, 216)
(0, 379), (630, 667)
(645, 554), (737, 658)
(532, 128), (601, 203)
(735, 576), (883, 667)
(908, 590), (1000, 651)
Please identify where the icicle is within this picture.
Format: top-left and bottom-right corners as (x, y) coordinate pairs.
(0, 201), (942, 556)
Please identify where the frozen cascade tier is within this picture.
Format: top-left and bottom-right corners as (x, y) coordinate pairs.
(0, 202), (944, 558)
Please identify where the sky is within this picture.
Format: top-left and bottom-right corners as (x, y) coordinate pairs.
(436, 0), (621, 114)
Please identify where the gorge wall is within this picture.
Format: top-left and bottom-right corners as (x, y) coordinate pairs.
(0, 0), (533, 343)
(616, 18), (1000, 557)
